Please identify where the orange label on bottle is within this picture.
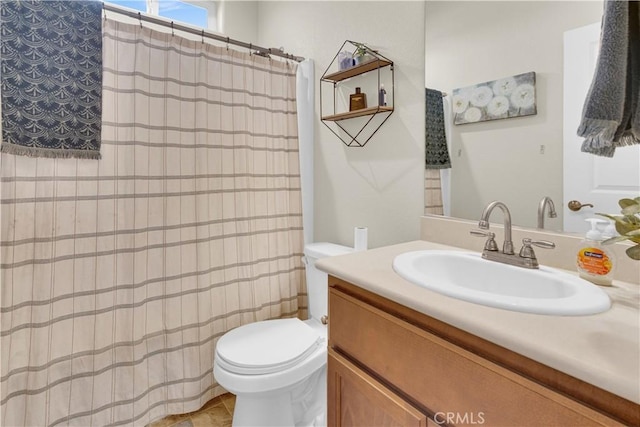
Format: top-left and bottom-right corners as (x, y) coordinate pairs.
(577, 248), (612, 276)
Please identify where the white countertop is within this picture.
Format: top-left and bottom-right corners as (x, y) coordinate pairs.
(316, 240), (640, 404)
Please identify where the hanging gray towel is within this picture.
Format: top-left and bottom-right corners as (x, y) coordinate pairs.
(577, 0), (639, 157)
(425, 88), (451, 169)
(0, 0), (103, 159)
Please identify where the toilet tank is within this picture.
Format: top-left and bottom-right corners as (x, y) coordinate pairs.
(304, 243), (353, 321)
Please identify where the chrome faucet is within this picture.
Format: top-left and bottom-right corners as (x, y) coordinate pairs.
(537, 196), (557, 229)
(472, 200), (555, 269)
(478, 201), (514, 254)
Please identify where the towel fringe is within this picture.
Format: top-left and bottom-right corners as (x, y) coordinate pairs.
(577, 118), (619, 142)
(581, 140), (616, 157)
(425, 164), (452, 170)
(578, 118), (618, 157)
(614, 129), (640, 147)
(0, 143), (101, 160)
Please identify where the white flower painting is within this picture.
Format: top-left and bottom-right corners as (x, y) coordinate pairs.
(470, 86), (493, 107)
(464, 107), (482, 122)
(487, 96), (509, 116)
(452, 72), (536, 125)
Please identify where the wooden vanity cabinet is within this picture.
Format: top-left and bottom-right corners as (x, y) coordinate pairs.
(328, 349), (433, 427)
(327, 277), (638, 427)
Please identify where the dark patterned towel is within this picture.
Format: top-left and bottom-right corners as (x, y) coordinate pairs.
(425, 88), (451, 169)
(1, 0), (103, 159)
(577, 0), (639, 157)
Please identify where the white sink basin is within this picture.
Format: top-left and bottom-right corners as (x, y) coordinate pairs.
(392, 250), (611, 316)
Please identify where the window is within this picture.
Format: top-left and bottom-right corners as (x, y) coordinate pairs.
(106, 0), (212, 30)
(106, 0), (146, 12)
(159, 1), (208, 29)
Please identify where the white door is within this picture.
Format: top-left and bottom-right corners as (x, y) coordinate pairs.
(563, 23), (640, 233)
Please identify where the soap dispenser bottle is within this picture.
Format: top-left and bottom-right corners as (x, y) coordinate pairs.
(577, 218), (615, 286)
(602, 219), (617, 240)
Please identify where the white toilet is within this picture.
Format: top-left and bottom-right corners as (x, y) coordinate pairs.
(213, 242), (353, 427)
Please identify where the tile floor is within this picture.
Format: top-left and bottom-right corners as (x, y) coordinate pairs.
(148, 393), (235, 427)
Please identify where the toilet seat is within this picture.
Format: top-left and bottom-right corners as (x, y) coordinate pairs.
(215, 318), (322, 375)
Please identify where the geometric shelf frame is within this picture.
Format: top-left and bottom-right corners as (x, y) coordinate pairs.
(320, 40), (394, 147)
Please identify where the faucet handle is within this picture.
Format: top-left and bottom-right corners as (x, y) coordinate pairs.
(519, 238), (555, 259)
(470, 229), (498, 251)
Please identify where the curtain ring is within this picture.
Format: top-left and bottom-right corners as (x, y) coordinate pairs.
(201, 29), (205, 44)
(226, 37), (229, 51)
(249, 43), (252, 55)
(138, 12), (142, 28)
(171, 21), (174, 36)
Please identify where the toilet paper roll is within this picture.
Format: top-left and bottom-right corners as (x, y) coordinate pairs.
(354, 227), (368, 252)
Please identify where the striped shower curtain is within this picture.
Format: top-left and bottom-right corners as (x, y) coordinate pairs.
(1, 19), (305, 426)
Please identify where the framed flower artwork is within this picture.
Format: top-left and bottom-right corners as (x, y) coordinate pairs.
(452, 72), (537, 125)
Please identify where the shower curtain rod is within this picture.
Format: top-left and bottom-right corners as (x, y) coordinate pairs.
(102, 2), (305, 62)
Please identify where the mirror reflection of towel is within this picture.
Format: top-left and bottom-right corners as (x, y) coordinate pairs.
(426, 88), (451, 169)
(578, 0), (639, 157)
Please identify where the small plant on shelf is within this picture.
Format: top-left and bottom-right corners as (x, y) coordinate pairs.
(598, 197), (640, 260)
(352, 43), (370, 65)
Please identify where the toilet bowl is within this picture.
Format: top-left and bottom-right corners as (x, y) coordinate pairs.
(213, 242), (353, 427)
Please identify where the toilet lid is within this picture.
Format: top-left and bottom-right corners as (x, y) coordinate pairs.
(215, 318), (323, 375)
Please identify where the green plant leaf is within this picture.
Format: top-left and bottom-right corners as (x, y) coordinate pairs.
(596, 213), (625, 224)
(618, 198), (638, 209)
(622, 215), (640, 226)
(615, 221), (640, 236)
(596, 213), (639, 235)
(621, 203), (640, 216)
(602, 235), (632, 245)
(626, 244), (640, 260)
(600, 197), (640, 259)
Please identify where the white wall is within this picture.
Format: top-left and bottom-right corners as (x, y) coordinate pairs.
(217, 0), (259, 45)
(425, 1), (603, 229)
(258, 1), (426, 248)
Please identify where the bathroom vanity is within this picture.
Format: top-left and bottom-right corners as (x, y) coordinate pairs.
(317, 235), (640, 426)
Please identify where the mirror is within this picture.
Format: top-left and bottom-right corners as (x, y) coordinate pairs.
(424, 1), (611, 231)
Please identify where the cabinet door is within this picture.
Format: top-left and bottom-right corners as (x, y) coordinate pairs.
(329, 285), (624, 427)
(328, 349), (432, 427)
